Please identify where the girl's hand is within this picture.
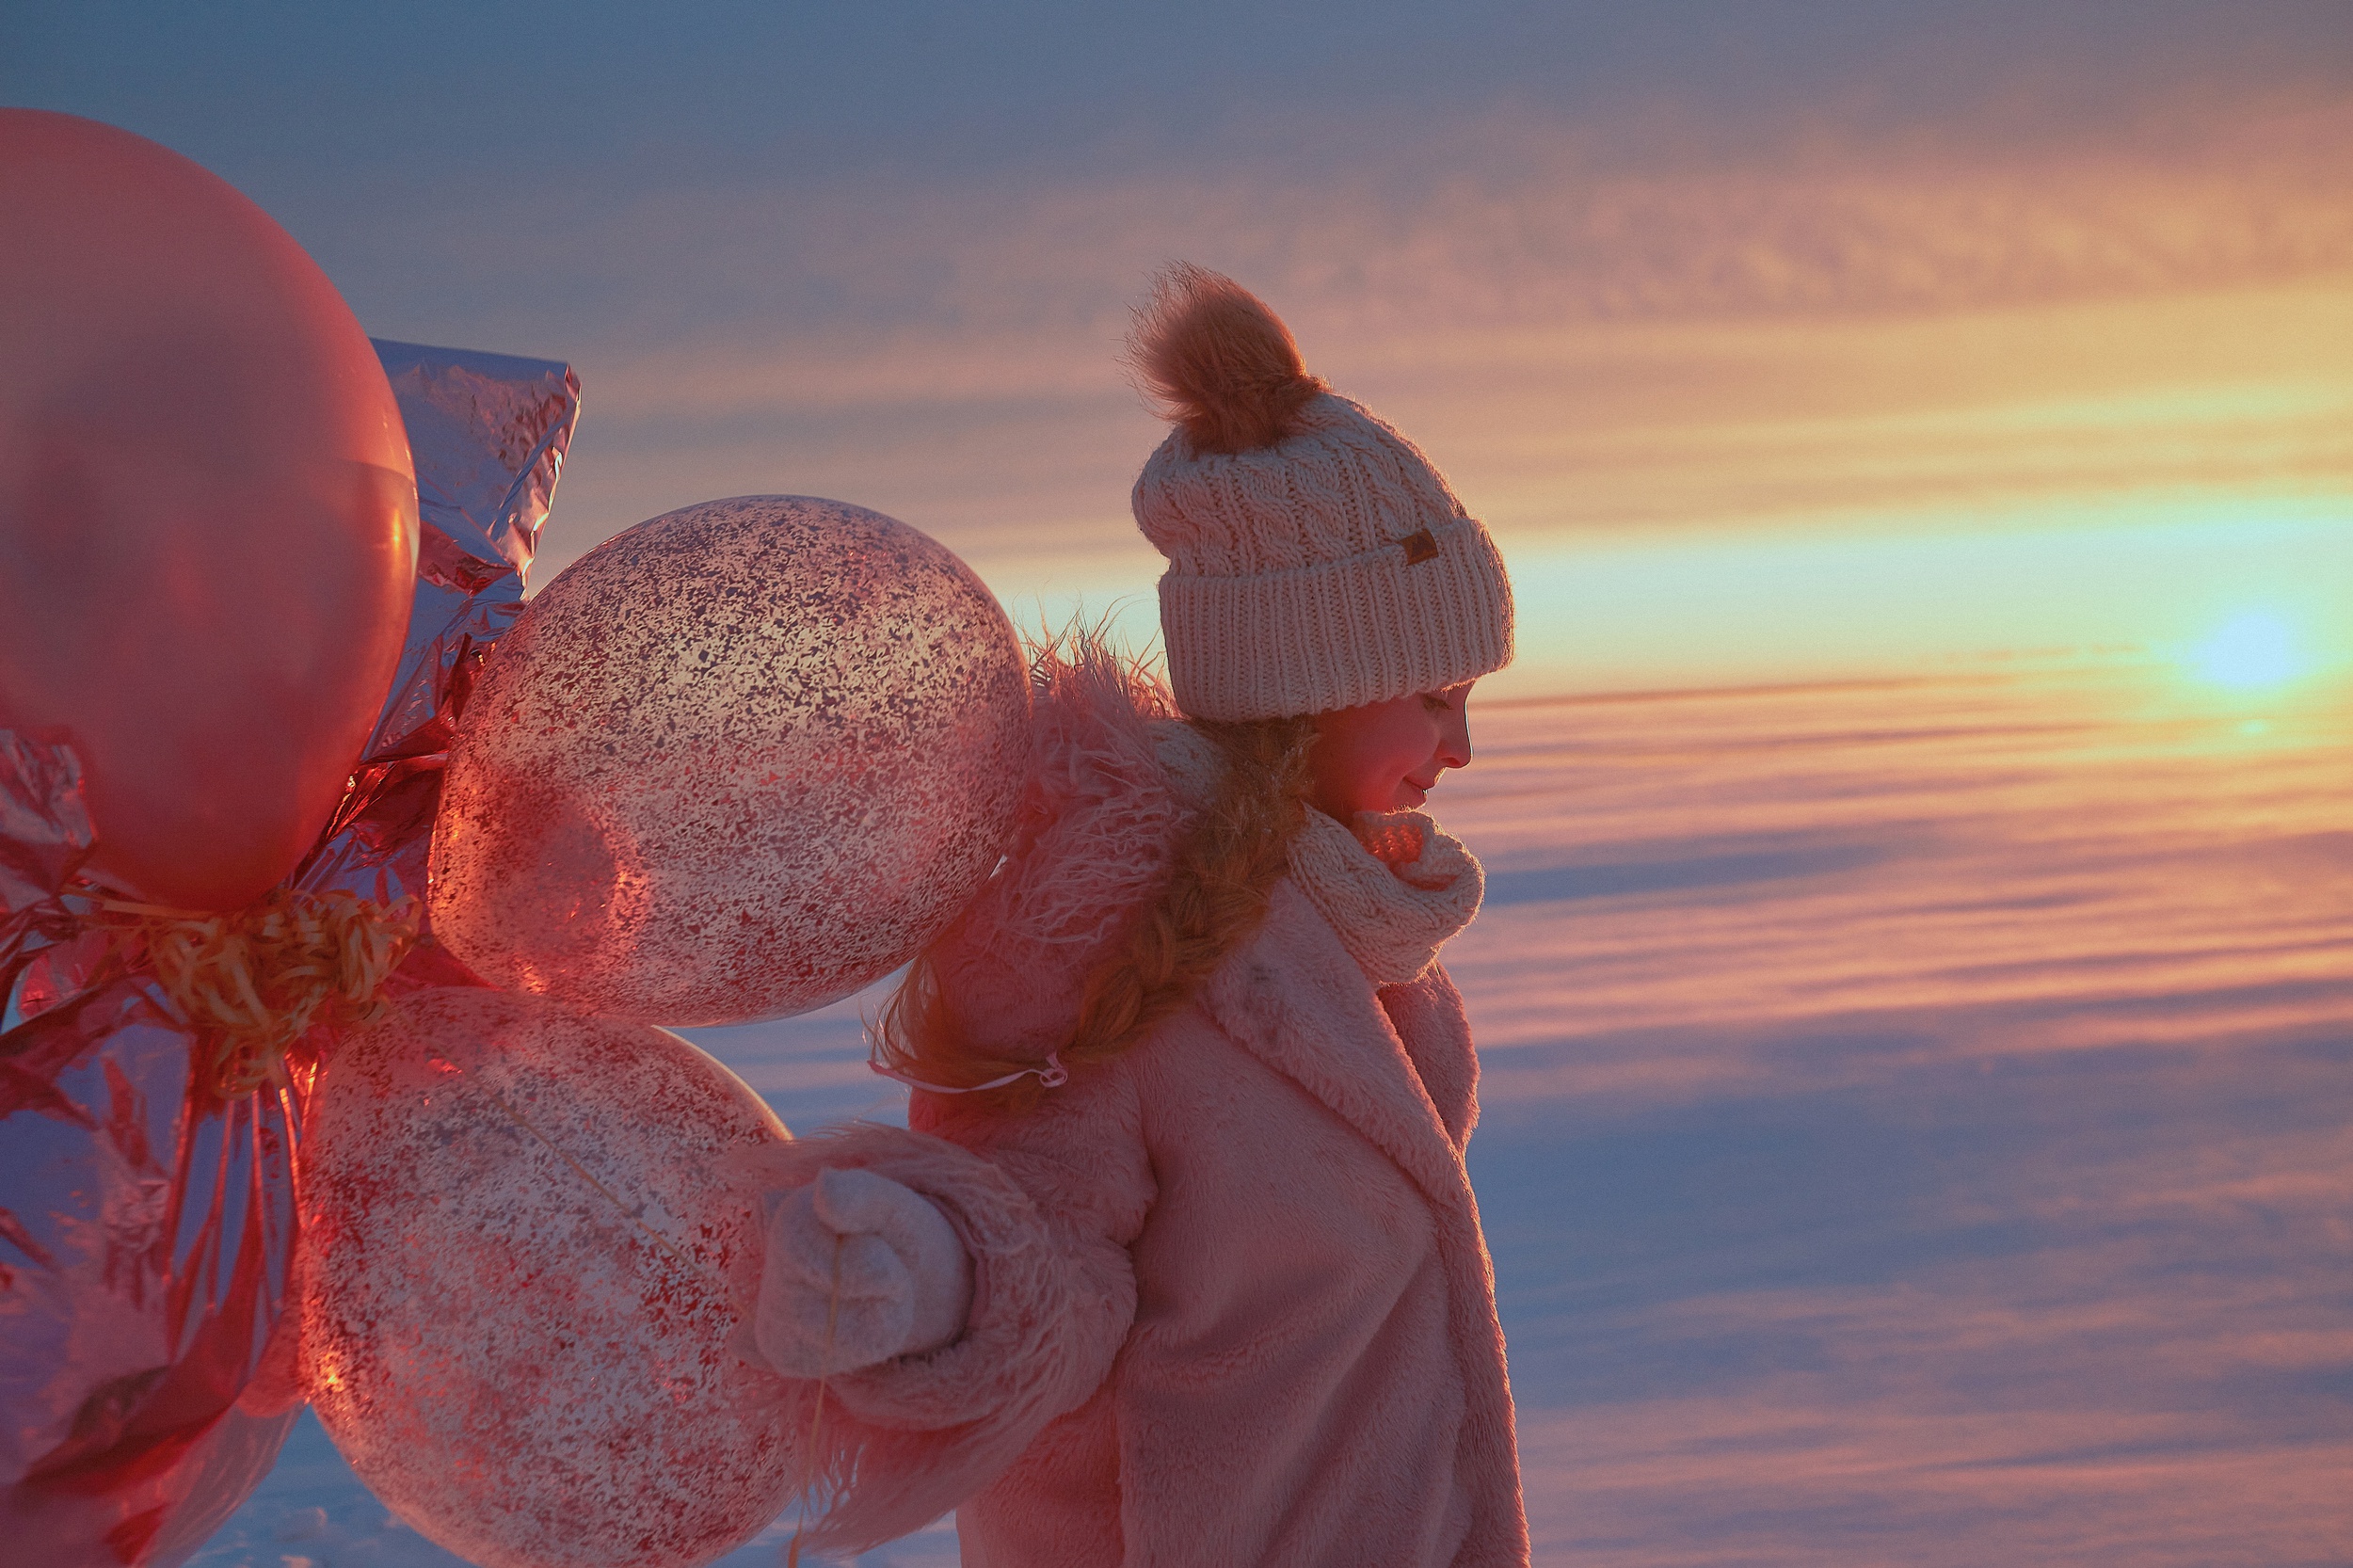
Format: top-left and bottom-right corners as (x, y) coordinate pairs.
(753, 1167), (973, 1377)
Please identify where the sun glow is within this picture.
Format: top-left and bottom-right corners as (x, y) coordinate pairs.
(2188, 610), (2307, 693)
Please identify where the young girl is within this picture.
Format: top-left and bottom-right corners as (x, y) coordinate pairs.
(748, 265), (1525, 1566)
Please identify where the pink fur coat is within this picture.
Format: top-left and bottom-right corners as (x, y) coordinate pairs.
(748, 647), (1528, 1566)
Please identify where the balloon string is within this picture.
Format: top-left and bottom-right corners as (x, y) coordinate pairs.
(80, 886), (421, 1099)
(786, 1234), (844, 1568)
(90, 898), (212, 920)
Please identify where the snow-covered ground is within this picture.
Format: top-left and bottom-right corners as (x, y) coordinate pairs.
(194, 661), (2353, 1565)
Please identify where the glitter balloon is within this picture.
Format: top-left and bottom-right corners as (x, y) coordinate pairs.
(0, 110), (418, 912)
(428, 495), (1031, 1025)
(298, 986), (798, 1568)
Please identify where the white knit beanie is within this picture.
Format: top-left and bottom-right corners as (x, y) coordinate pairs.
(1128, 267), (1514, 722)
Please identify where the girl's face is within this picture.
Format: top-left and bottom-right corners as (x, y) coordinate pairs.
(1308, 681), (1477, 820)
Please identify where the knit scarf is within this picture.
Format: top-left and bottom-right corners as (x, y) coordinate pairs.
(1287, 807), (1485, 984)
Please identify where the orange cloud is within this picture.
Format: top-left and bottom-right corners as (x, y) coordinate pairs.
(507, 97), (2353, 691)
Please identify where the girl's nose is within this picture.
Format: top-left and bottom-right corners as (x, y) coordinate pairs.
(1438, 706), (1473, 771)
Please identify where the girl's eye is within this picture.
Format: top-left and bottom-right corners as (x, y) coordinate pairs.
(1422, 694), (1449, 712)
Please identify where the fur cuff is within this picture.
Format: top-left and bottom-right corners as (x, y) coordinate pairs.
(726, 1124), (1135, 1551)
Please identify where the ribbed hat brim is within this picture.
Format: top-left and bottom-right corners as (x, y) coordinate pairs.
(1160, 516), (1515, 720)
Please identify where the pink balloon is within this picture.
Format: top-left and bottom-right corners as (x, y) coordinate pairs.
(298, 987), (800, 1568)
(0, 110), (418, 912)
(429, 495), (1030, 1025)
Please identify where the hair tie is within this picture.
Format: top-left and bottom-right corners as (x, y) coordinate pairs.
(869, 1051), (1068, 1096)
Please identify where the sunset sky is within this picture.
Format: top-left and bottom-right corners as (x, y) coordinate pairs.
(9, 2), (2351, 695)
(16, 12), (2347, 1564)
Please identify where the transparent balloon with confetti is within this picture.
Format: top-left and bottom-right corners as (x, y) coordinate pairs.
(297, 985), (799, 1568)
(428, 495), (1032, 1025)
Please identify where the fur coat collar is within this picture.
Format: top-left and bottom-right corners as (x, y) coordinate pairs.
(1206, 876), (1470, 1196)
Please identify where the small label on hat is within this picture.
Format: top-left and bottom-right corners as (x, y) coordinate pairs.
(1401, 529), (1440, 565)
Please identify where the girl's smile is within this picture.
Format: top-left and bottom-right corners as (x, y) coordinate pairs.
(1309, 680), (1478, 820)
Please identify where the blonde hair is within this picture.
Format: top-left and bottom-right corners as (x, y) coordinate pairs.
(873, 709), (1317, 1112)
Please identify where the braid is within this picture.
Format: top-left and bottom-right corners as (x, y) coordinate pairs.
(873, 712), (1317, 1111)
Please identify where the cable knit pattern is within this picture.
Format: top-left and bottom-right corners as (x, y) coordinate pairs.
(1138, 394), (1460, 574)
(1289, 807), (1485, 984)
(1133, 392), (1515, 720)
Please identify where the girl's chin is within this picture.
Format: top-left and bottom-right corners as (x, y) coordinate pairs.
(1395, 785), (1428, 809)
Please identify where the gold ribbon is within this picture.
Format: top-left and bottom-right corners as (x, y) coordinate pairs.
(90, 888), (422, 1098)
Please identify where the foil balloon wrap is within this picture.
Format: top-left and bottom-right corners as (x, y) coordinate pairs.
(0, 110), (419, 913)
(0, 732), (308, 1568)
(429, 495), (1032, 1025)
(294, 339), (582, 933)
(297, 986), (799, 1568)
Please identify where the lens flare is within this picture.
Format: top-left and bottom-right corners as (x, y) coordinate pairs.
(2188, 611), (2305, 692)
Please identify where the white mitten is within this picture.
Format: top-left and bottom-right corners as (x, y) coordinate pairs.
(753, 1167), (973, 1378)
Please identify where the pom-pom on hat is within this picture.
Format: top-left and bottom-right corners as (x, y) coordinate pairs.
(1128, 264), (1514, 722)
